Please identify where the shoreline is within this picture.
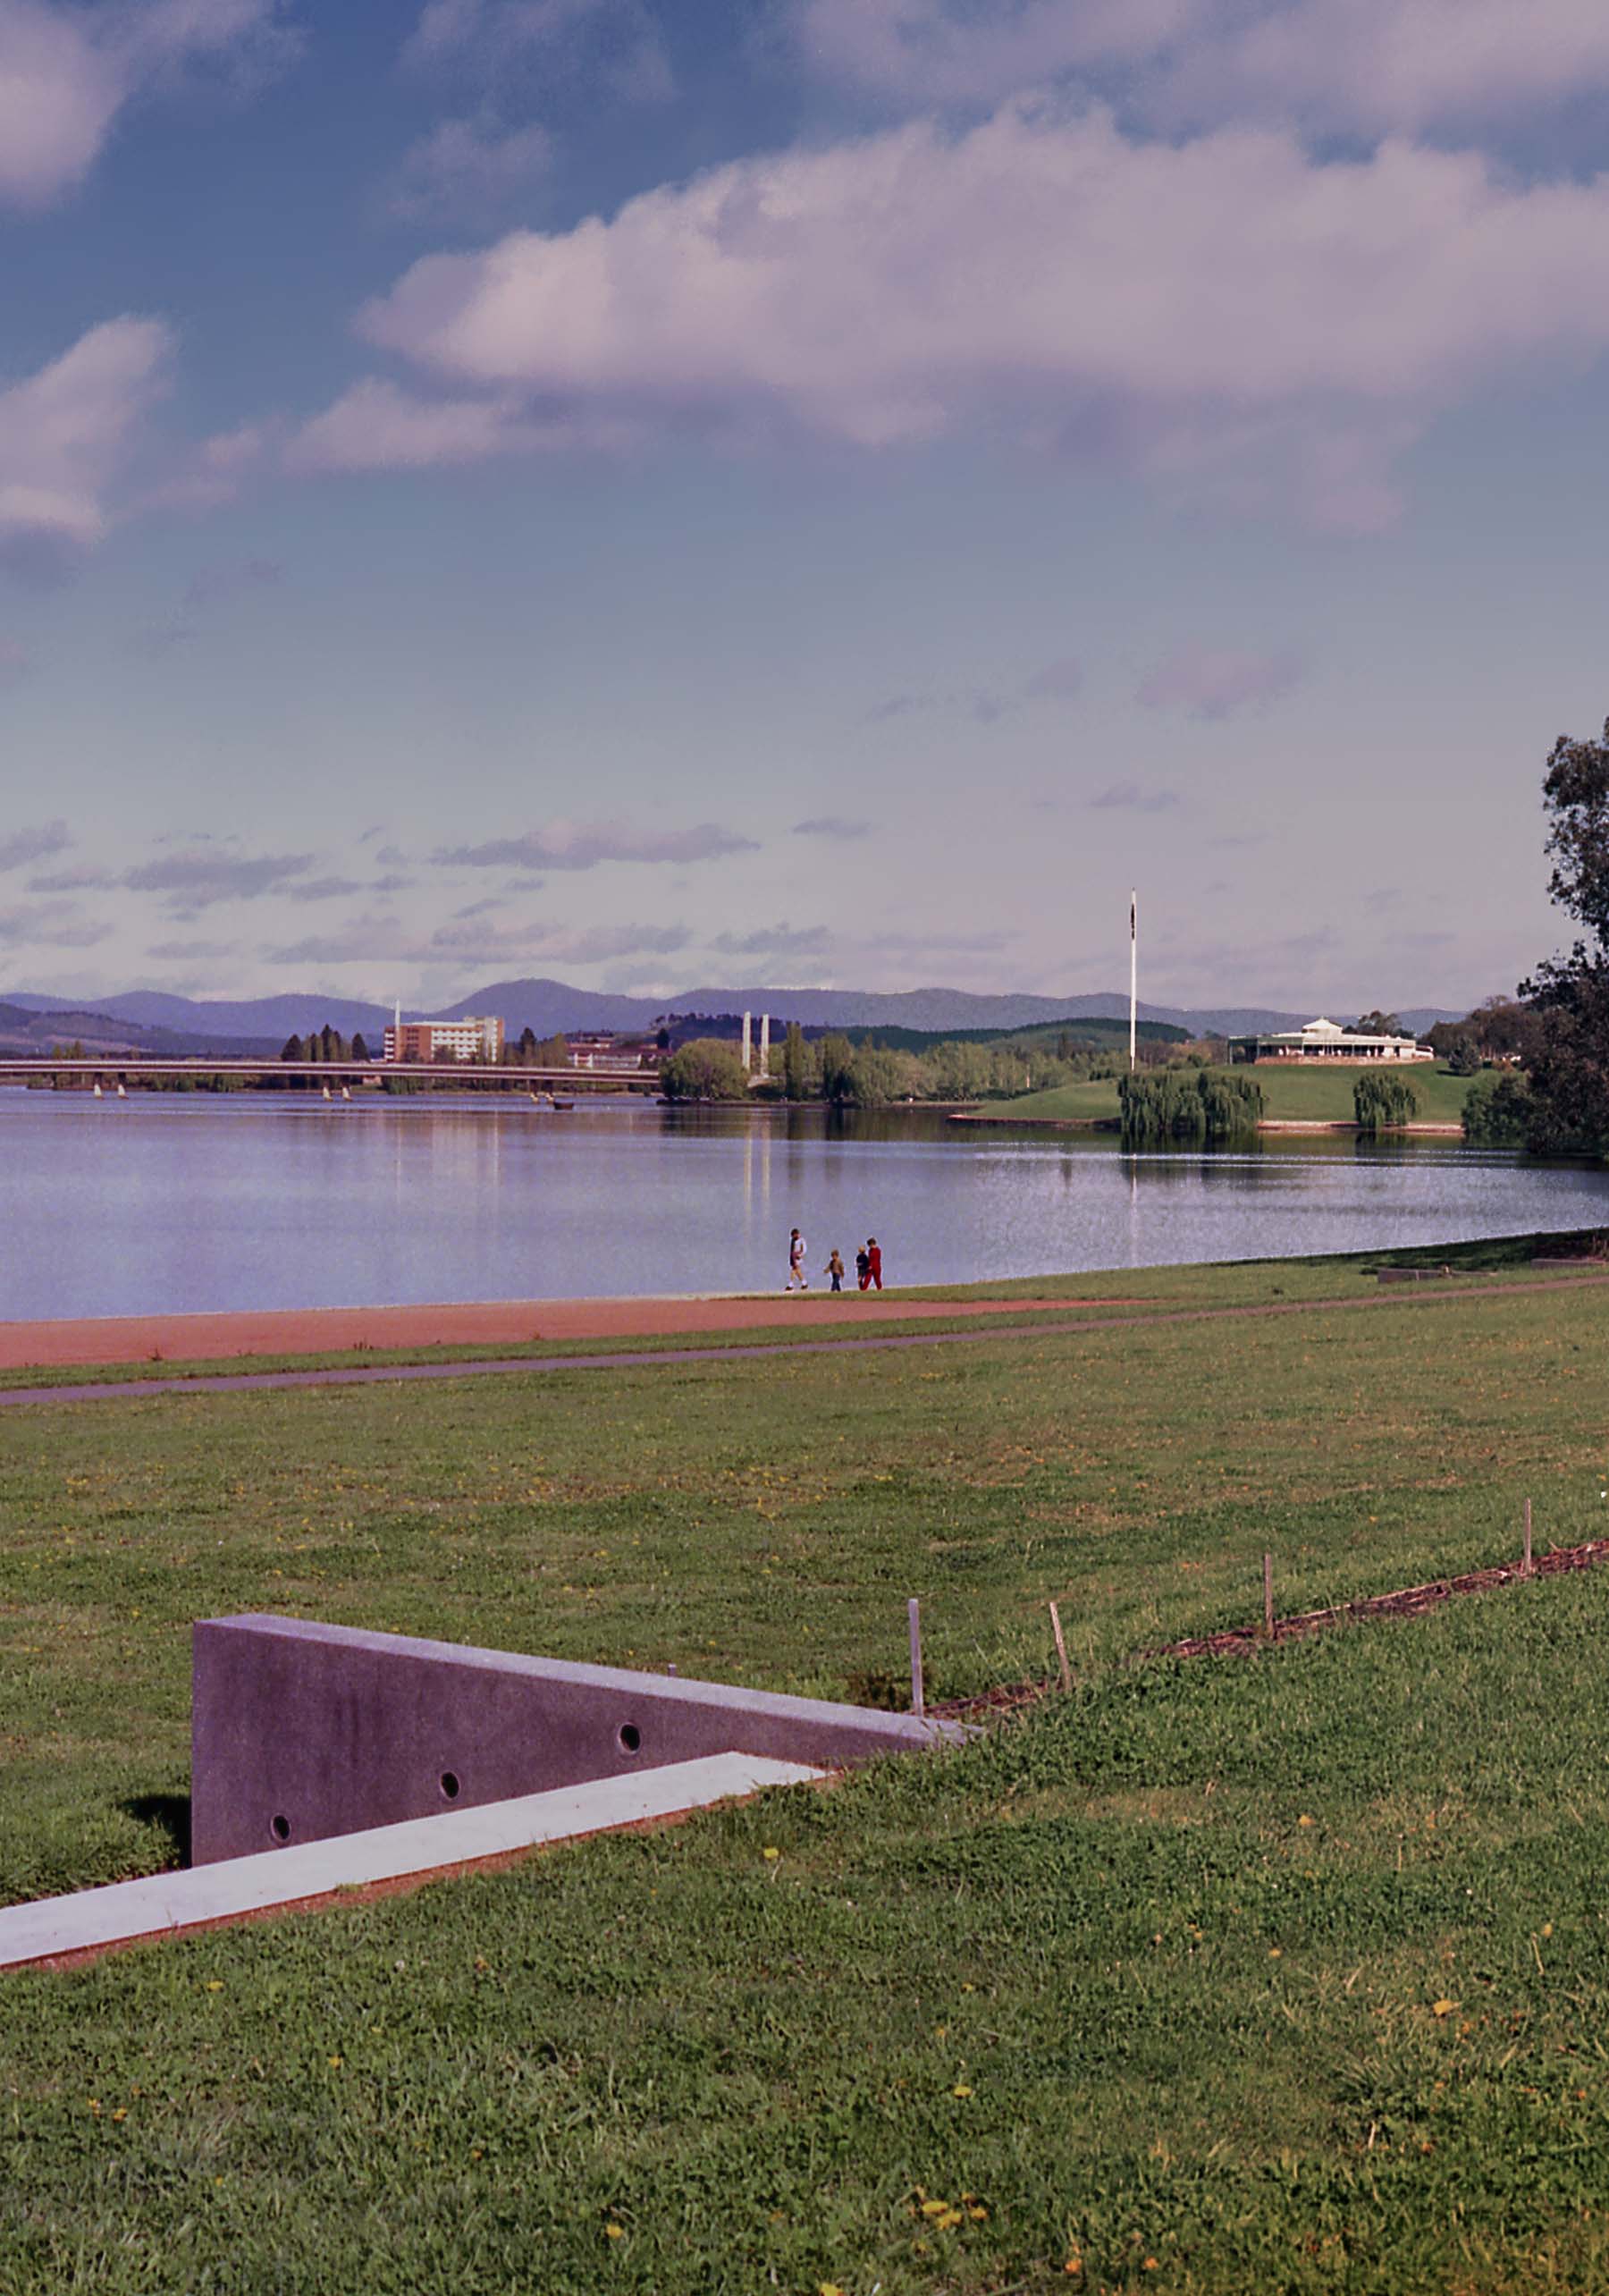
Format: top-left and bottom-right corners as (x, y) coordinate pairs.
(0, 1289), (1120, 1372)
(948, 1110), (1466, 1136)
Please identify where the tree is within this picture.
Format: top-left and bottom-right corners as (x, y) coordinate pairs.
(1521, 717), (1609, 1149)
(817, 1033), (858, 1106)
(1352, 1010), (1405, 1038)
(351, 1032), (370, 1062)
(1353, 1071), (1418, 1133)
(1446, 1034), (1482, 1076)
(281, 1034), (306, 1062)
(781, 1021), (811, 1101)
(1462, 1069), (1532, 1145)
(659, 1039), (750, 1102)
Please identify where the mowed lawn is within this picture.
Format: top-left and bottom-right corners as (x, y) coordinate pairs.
(996, 1061), (1476, 1126)
(8, 1267), (1609, 2289)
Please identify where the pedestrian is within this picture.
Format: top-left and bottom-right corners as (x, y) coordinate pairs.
(855, 1244), (870, 1291)
(787, 1227), (809, 1291)
(866, 1236), (883, 1290)
(825, 1246), (845, 1292)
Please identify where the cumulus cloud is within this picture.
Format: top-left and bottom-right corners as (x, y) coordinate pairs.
(0, 0), (299, 211)
(388, 114), (553, 222)
(29, 863), (112, 891)
(0, 818), (70, 871)
(793, 815), (873, 840)
(282, 377), (639, 473)
(122, 845), (314, 912)
(326, 100), (1609, 528)
(1155, 0), (1609, 139)
(434, 820), (758, 870)
(793, 0), (1609, 140)
(1137, 643), (1305, 720)
(0, 316), (173, 566)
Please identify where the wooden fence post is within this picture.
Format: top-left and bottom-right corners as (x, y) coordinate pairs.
(1049, 1600), (1072, 1693)
(908, 1597), (925, 1720)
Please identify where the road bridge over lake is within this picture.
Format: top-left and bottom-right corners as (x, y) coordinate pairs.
(0, 1059), (663, 1093)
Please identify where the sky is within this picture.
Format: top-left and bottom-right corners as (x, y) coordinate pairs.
(3, 0), (1609, 1017)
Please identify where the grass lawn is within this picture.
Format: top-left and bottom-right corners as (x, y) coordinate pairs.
(992, 1062), (1476, 1127)
(9, 1249), (1609, 2288)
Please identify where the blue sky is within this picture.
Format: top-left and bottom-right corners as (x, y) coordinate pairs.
(4, 0), (1609, 1015)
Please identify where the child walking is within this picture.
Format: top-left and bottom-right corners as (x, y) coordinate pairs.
(825, 1247), (845, 1292)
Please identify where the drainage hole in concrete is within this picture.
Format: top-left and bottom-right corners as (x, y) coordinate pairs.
(618, 1723), (642, 1754)
(270, 1813), (291, 1844)
(440, 1771), (461, 1800)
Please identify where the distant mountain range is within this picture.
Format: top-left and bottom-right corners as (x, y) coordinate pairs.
(1, 979), (1468, 1046)
(0, 1000), (282, 1061)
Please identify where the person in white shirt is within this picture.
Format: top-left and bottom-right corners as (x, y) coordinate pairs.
(786, 1227), (808, 1291)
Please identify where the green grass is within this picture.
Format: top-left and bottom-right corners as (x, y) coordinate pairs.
(10, 1250), (1609, 2288)
(992, 1062), (1476, 1127)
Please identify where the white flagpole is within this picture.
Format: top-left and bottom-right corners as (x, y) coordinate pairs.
(1128, 889), (1137, 1072)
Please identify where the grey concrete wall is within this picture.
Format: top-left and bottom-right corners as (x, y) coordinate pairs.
(191, 1614), (965, 1864)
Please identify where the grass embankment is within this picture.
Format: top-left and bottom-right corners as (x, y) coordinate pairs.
(9, 1253), (1609, 2288)
(991, 1061), (1475, 1127)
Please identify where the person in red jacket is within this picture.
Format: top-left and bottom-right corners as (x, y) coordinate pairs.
(864, 1237), (882, 1291)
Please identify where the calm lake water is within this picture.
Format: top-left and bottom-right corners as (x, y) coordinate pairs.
(1, 1090), (1605, 1321)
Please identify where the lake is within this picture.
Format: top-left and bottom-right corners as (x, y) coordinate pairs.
(0, 1091), (1605, 1321)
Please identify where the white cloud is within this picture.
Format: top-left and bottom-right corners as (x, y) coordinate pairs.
(337, 100), (1609, 528)
(1137, 643), (1305, 719)
(0, 818), (69, 871)
(791, 0), (1192, 108)
(1156, 0), (1609, 139)
(793, 0), (1609, 140)
(0, 0), (297, 211)
(435, 821), (759, 869)
(264, 913), (692, 967)
(0, 316), (173, 563)
(283, 377), (637, 473)
(388, 113), (553, 223)
(0, 898), (110, 949)
(794, 816), (873, 840)
(123, 845), (314, 911)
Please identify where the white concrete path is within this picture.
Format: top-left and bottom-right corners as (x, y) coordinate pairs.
(0, 1752), (823, 1973)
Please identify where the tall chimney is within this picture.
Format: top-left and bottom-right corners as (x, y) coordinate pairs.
(759, 1013), (771, 1074)
(741, 1010), (752, 1075)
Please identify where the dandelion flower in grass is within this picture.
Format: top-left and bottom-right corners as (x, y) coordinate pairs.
(762, 1845), (780, 1861)
(1432, 1998), (1457, 2017)
(605, 2224), (625, 2241)
(952, 2082), (973, 2098)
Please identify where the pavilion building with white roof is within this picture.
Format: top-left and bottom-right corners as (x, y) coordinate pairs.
(1228, 1017), (1434, 1065)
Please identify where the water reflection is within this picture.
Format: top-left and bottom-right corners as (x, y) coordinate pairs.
(0, 1090), (1604, 1318)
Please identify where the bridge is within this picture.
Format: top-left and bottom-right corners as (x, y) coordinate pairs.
(0, 1059), (662, 1093)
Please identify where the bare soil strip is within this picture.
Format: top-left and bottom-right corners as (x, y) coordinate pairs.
(0, 1269), (1605, 1409)
(933, 1538), (1609, 1721)
(0, 1291), (1118, 1372)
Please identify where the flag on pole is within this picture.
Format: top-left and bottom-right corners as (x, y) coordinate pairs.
(1130, 892), (1136, 941)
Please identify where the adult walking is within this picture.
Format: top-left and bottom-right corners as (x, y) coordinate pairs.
(865, 1237), (883, 1291)
(786, 1227), (809, 1292)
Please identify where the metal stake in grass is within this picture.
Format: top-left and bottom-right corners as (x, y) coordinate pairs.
(1262, 1550), (1276, 1641)
(1049, 1600), (1072, 1693)
(1524, 1497), (1533, 1576)
(908, 1596), (925, 1720)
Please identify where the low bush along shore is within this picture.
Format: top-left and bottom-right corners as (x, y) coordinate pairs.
(7, 1237), (1609, 2290)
